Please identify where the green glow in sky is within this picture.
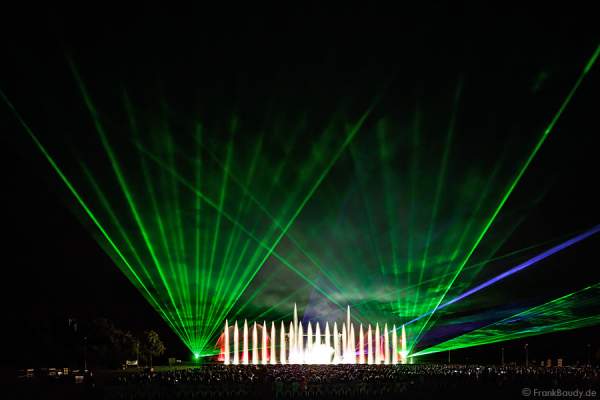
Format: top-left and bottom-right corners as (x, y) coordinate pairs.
(3, 44), (599, 357)
(412, 283), (600, 357)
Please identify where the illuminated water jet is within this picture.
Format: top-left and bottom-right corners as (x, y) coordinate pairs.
(220, 305), (408, 365)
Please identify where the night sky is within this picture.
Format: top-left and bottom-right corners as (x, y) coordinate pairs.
(3, 5), (599, 366)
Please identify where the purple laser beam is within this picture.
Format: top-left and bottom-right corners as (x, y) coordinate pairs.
(407, 224), (600, 325)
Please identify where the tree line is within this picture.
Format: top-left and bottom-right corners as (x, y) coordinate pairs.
(85, 318), (166, 368)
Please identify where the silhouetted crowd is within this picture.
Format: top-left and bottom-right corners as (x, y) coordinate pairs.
(101, 364), (599, 399)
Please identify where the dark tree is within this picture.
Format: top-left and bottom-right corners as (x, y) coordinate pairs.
(88, 318), (137, 368)
(142, 330), (166, 368)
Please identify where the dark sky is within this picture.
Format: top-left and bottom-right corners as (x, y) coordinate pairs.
(3, 5), (599, 366)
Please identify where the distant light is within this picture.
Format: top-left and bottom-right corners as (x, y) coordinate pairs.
(194, 353), (200, 360)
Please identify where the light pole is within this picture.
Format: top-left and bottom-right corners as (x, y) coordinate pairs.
(525, 343), (529, 367)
